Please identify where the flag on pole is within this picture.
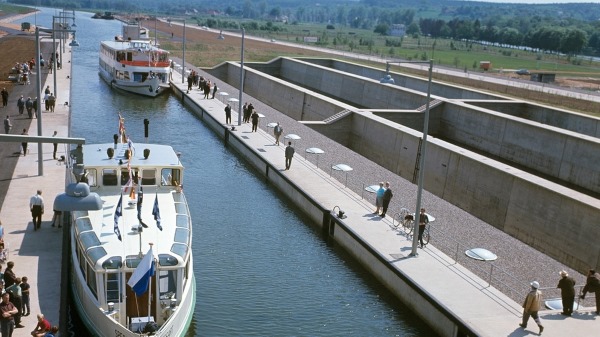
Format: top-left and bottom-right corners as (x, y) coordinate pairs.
(127, 246), (155, 296)
(114, 194), (123, 241)
(152, 194), (162, 231)
(137, 184), (148, 228)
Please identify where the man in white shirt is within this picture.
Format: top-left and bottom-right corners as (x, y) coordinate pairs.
(29, 190), (44, 231)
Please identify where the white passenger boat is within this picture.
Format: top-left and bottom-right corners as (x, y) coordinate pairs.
(99, 24), (171, 97)
(67, 117), (194, 336)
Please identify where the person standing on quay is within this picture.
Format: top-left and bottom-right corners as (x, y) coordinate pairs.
(380, 182), (393, 218)
(242, 103), (249, 123)
(16, 95), (24, 115)
(285, 142), (295, 170)
(0, 292), (18, 337)
(4, 115), (12, 134)
(224, 104), (231, 125)
(580, 269), (600, 315)
(557, 270), (576, 316)
(374, 182), (384, 215)
(1, 88), (8, 107)
(520, 281), (544, 335)
(29, 190), (44, 231)
(211, 83), (218, 99)
(273, 122), (283, 145)
(251, 110), (259, 132)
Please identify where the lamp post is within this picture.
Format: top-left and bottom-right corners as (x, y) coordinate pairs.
(182, 19), (186, 83)
(384, 60), (434, 257)
(217, 27), (245, 126)
(35, 25), (77, 176)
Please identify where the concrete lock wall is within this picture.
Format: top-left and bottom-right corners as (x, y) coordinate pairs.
(466, 100), (600, 138)
(439, 101), (600, 195)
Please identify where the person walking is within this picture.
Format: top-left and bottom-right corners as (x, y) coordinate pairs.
(211, 83), (218, 99)
(285, 142), (295, 170)
(380, 182), (393, 218)
(224, 104), (231, 125)
(29, 190), (44, 231)
(21, 129), (28, 156)
(580, 269), (600, 315)
(1, 88), (8, 107)
(246, 103), (254, 123)
(418, 208), (429, 248)
(4, 116), (12, 134)
(52, 131), (58, 160)
(0, 292), (18, 337)
(520, 281), (544, 335)
(374, 182), (384, 215)
(557, 270), (576, 316)
(273, 123), (283, 145)
(25, 98), (33, 119)
(17, 95), (24, 115)
(251, 110), (259, 132)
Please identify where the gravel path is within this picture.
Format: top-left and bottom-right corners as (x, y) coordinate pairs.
(178, 58), (591, 307)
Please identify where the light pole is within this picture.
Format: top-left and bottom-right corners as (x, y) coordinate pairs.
(35, 25), (77, 176)
(182, 20), (186, 83)
(217, 27), (245, 126)
(384, 60), (434, 257)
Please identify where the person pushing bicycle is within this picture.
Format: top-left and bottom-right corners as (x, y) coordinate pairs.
(418, 208), (429, 248)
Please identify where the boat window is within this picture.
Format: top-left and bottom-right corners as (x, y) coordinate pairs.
(170, 243), (188, 259)
(102, 169), (118, 186)
(106, 273), (121, 303)
(125, 255), (142, 268)
(127, 52), (132, 61)
(141, 169), (156, 185)
(83, 169), (97, 187)
(158, 270), (176, 300)
(78, 245), (86, 275)
(102, 256), (123, 269)
(175, 214), (189, 229)
(158, 254), (179, 267)
(87, 246), (108, 265)
(161, 168), (181, 186)
(75, 216), (92, 234)
(174, 228), (189, 244)
(175, 203), (187, 215)
(121, 168), (138, 186)
(80, 232), (101, 250)
(87, 264), (98, 299)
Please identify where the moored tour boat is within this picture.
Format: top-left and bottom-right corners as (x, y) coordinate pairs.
(66, 115), (195, 336)
(99, 24), (171, 97)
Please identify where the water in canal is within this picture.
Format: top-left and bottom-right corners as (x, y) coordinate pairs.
(19, 8), (436, 336)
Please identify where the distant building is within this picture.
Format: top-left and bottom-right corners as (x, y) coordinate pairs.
(389, 24), (405, 37)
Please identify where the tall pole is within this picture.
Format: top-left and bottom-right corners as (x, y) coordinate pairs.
(410, 60), (434, 257)
(52, 17), (57, 98)
(35, 27), (44, 176)
(238, 28), (245, 126)
(181, 20), (186, 83)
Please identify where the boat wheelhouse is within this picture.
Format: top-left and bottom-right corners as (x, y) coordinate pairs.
(68, 141), (194, 336)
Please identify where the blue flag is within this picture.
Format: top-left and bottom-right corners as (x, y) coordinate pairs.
(114, 194), (123, 241)
(137, 185), (148, 228)
(127, 246), (155, 296)
(152, 194), (162, 231)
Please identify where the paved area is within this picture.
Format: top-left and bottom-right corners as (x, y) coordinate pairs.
(0, 33), (72, 334)
(170, 65), (599, 336)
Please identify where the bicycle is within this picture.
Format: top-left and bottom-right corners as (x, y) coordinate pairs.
(392, 208), (433, 246)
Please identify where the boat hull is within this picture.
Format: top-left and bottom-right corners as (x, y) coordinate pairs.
(99, 67), (170, 97)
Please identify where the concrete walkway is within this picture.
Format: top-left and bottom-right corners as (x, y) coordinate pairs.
(170, 69), (599, 336)
(0, 36), (72, 334)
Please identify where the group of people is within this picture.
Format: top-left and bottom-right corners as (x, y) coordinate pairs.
(186, 71), (218, 99)
(43, 86), (56, 112)
(13, 61), (33, 85)
(519, 268), (600, 335)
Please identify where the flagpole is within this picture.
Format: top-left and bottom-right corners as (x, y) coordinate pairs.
(147, 243), (154, 325)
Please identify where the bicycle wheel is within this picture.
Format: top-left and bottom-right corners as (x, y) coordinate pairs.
(422, 226), (430, 245)
(399, 208), (414, 235)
